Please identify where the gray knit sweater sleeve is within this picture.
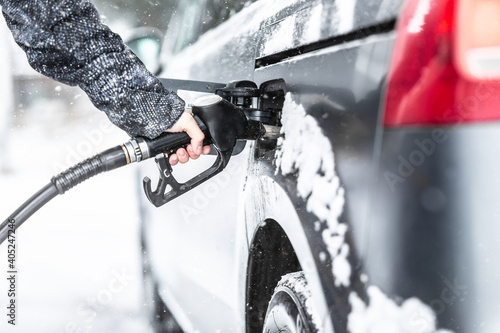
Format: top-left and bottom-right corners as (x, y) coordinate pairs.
(1, 0), (185, 139)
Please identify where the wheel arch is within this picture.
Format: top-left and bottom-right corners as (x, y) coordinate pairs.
(244, 175), (335, 333)
(245, 219), (301, 332)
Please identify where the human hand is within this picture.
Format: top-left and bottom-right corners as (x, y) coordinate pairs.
(166, 109), (211, 165)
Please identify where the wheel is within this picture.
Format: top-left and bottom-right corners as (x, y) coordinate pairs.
(263, 271), (320, 333)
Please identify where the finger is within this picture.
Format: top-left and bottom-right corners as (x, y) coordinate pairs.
(186, 144), (211, 160)
(169, 154), (179, 166)
(186, 144), (200, 160)
(176, 148), (189, 164)
(202, 145), (211, 155)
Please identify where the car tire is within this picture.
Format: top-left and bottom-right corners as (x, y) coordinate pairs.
(263, 271), (320, 333)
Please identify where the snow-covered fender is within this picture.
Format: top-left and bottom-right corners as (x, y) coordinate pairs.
(241, 92), (353, 333)
(243, 172), (336, 333)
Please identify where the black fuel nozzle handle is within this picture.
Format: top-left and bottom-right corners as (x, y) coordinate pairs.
(192, 95), (266, 150)
(142, 116), (210, 158)
(139, 95), (266, 157)
(140, 94), (268, 207)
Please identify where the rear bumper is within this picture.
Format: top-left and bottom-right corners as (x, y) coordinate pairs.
(367, 123), (500, 332)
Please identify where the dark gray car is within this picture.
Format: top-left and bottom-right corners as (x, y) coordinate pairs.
(133, 0), (500, 332)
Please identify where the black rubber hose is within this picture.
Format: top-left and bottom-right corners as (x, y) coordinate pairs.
(0, 146), (127, 245)
(51, 146), (126, 194)
(0, 184), (58, 245)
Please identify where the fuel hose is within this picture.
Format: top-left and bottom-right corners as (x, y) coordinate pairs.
(0, 94), (279, 245)
(0, 124), (204, 245)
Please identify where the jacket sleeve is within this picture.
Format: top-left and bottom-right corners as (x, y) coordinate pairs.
(0, 0), (185, 139)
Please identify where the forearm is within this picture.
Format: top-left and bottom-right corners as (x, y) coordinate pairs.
(0, 0), (184, 138)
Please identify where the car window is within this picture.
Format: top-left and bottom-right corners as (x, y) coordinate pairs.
(166, 0), (257, 56)
(170, 0), (206, 54)
(201, 0), (257, 35)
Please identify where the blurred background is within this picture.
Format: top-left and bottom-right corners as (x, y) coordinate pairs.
(0, 1), (178, 332)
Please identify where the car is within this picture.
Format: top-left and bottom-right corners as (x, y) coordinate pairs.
(128, 0), (500, 332)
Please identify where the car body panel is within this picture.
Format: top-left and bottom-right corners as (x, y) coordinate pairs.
(369, 124), (500, 332)
(250, 32), (395, 332)
(141, 150), (251, 331)
(253, 32), (395, 265)
(256, 0), (400, 59)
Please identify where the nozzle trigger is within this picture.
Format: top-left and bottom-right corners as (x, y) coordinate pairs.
(142, 147), (232, 207)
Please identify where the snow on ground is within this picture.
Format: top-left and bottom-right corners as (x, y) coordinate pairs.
(0, 91), (153, 333)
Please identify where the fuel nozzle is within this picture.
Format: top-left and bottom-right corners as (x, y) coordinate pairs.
(193, 95), (258, 150)
(141, 94), (280, 207)
(193, 94), (280, 146)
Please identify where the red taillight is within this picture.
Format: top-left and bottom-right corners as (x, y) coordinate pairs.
(383, 0), (500, 127)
